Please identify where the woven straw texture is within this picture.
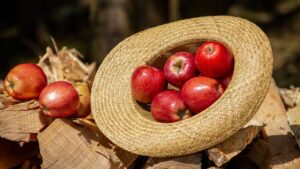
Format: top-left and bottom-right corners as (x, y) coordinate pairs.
(91, 16), (273, 157)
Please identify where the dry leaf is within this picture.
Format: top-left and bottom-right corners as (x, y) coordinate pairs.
(75, 118), (138, 168)
(0, 132), (31, 142)
(38, 119), (113, 169)
(0, 100), (50, 142)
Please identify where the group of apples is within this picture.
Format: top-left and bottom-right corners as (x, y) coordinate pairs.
(3, 63), (91, 118)
(131, 41), (233, 123)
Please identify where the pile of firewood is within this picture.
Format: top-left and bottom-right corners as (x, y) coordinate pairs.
(1, 46), (300, 169)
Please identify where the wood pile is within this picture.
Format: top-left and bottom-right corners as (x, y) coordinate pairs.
(1, 46), (300, 168)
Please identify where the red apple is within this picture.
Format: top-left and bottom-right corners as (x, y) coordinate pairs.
(181, 76), (224, 113)
(151, 90), (192, 123)
(163, 52), (198, 88)
(39, 81), (80, 118)
(131, 65), (166, 103)
(220, 73), (233, 90)
(72, 82), (91, 118)
(195, 41), (234, 78)
(4, 63), (47, 100)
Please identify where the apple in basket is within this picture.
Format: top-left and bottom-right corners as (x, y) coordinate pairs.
(4, 63), (47, 100)
(163, 52), (198, 88)
(131, 65), (166, 103)
(181, 76), (224, 113)
(39, 81), (80, 118)
(195, 41), (234, 78)
(151, 90), (192, 123)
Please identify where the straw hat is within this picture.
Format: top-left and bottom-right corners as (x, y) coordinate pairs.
(91, 16), (273, 157)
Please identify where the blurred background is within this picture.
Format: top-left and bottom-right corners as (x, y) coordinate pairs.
(0, 0), (299, 87)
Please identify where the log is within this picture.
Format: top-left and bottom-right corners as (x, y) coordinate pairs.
(142, 153), (202, 169)
(0, 138), (39, 168)
(207, 122), (263, 166)
(246, 139), (271, 169)
(255, 81), (300, 168)
(38, 119), (138, 169)
(286, 106), (300, 149)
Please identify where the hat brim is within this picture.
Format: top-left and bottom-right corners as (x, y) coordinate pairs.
(91, 16), (273, 157)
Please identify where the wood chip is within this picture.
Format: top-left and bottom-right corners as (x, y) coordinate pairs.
(38, 119), (138, 169)
(0, 138), (39, 169)
(286, 106), (300, 149)
(143, 153), (202, 169)
(256, 81), (300, 168)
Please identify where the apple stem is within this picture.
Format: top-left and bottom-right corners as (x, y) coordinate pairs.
(41, 105), (48, 114)
(178, 110), (186, 120)
(173, 60), (183, 74)
(207, 46), (214, 54)
(8, 81), (15, 89)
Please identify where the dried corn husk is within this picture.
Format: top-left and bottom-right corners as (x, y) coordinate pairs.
(38, 47), (96, 86)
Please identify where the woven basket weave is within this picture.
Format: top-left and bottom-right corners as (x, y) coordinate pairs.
(91, 16), (273, 157)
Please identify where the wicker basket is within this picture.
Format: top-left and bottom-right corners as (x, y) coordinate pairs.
(91, 16), (273, 157)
